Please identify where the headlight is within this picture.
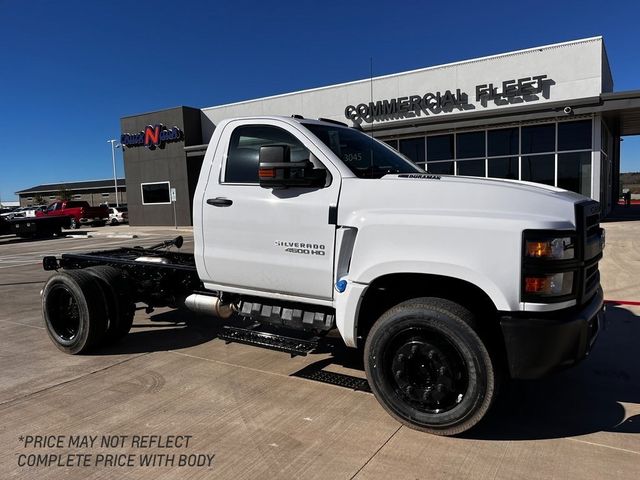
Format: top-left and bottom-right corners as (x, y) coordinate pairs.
(525, 236), (574, 260)
(524, 272), (574, 297)
(522, 230), (578, 302)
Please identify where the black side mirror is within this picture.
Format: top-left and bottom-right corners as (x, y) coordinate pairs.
(258, 145), (326, 188)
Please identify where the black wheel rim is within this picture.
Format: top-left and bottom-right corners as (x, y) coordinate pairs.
(46, 285), (81, 342)
(385, 326), (469, 414)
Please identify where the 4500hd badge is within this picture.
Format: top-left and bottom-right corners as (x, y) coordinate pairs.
(274, 241), (326, 256)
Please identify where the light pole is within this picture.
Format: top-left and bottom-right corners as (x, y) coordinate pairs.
(107, 139), (121, 207)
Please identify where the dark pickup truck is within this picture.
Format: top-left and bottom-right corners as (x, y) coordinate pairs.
(0, 214), (70, 238)
(36, 201), (109, 229)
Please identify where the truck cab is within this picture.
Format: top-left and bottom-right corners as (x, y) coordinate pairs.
(193, 116), (604, 433)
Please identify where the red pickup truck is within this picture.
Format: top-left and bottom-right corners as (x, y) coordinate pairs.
(36, 201), (109, 229)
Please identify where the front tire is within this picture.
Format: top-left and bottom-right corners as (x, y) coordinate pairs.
(364, 297), (496, 436)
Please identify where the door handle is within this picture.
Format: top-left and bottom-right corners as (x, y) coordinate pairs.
(206, 197), (233, 207)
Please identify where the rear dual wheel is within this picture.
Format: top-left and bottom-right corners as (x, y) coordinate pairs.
(42, 267), (135, 354)
(364, 297), (496, 436)
(42, 270), (107, 354)
(84, 266), (135, 341)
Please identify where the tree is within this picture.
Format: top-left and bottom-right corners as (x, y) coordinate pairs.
(56, 186), (72, 201)
(33, 194), (46, 205)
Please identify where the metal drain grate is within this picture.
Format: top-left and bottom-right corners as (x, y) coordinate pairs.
(293, 367), (371, 393)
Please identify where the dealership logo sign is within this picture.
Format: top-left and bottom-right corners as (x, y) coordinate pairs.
(121, 124), (183, 150)
(345, 74), (554, 124)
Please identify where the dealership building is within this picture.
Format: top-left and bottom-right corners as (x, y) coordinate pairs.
(120, 36), (640, 226)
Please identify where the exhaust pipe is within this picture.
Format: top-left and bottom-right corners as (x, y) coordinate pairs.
(184, 294), (235, 319)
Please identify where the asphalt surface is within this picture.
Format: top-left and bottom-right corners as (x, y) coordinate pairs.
(0, 223), (639, 479)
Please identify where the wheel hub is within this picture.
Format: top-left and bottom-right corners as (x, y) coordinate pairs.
(47, 285), (81, 341)
(389, 334), (467, 413)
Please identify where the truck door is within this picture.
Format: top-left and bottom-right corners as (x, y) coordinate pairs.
(46, 202), (61, 216)
(200, 120), (340, 301)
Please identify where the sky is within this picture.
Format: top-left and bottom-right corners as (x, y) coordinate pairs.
(1, 0), (640, 202)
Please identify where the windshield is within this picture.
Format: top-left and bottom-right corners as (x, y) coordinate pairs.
(303, 123), (422, 179)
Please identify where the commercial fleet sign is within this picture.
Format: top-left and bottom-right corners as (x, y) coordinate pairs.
(345, 74), (554, 124)
(121, 124), (183, 150)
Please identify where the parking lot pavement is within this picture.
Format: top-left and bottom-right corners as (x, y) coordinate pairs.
(1, 225), (639, 479)
(599, 219), (640, 302)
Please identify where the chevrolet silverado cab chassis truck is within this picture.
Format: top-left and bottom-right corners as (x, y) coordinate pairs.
(41, 116), (605, 435)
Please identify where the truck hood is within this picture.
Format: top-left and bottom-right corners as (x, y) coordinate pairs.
(337, 174), (593, 308)
(339, 174), (585, 229)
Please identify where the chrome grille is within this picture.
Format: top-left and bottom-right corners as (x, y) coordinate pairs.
(576, 201), (602, 305)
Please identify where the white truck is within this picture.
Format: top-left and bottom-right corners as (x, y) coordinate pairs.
(41, 116), (605, 435)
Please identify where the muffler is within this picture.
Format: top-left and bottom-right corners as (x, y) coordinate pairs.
(184, 294), (235, 319)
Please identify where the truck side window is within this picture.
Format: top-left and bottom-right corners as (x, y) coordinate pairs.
(225, 125), (311, 184)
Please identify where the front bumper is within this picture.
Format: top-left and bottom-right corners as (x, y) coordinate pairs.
(500, 287), (604, 379)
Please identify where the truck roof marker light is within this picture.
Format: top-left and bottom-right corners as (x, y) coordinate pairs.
(335, 279), (347, 293)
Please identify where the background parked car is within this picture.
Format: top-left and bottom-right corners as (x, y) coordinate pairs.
(108, 206), (128, 225)
(0, 207), (26, 219)
(3, 205), (47, 219)
(24, 205), (47, 217)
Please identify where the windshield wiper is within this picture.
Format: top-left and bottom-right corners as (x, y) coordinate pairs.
(355, 166), (403, 178)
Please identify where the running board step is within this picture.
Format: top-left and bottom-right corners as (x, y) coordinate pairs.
(218, 325), (319, 357)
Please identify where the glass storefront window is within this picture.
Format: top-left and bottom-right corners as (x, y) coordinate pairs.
(521, 155), (555, 186)
(384, 139), (398, 149)
(457, 159), (485, 177)
(558, 152), (591, 196)
(399, 137), (425, 165)
(488, 128), (518, 156)
(521, 124), (555, 154)
(558, 120), (591, 151)
(427, 134), (454, 161)
(456, 131), (485, 159)
(488, 157), (518, 180)
(426, 161), (454, 175)
(379, 119), (594, 196)
(601, 124), (610, 155)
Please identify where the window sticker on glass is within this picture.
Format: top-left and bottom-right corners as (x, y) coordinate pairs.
(304, 123), (422, 179)
(343, 152), (363, 163)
